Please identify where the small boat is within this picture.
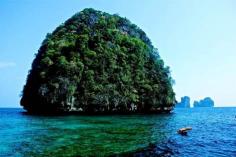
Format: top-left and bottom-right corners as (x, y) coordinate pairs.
(177, 127), (192, 135)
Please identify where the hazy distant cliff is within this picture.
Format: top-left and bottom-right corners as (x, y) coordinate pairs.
(20, 8), (175, 114)
(175, 96), (190, 108)
(193, 97), (214, 107)
(176, 96), (214, 108)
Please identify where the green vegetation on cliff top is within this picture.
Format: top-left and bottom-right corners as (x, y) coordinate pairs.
(21, 8), (175, 113)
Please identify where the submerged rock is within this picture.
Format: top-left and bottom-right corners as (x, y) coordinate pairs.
(20, 8), (175, 114)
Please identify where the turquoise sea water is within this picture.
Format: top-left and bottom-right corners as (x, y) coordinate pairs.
(0, 107), (235, 157)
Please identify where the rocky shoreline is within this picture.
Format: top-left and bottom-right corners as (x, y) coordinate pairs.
(23, 106), (174, 116)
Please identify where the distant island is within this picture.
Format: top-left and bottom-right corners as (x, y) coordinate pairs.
(193, 97), (214, 107)
(20, 8), (175, 114)
(176, 96), (214, 108)
(175, 96), (190, 108)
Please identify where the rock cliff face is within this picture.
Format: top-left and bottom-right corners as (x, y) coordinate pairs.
(20, 8), (175, 114)
(175, 96), (190, 108)
(193, 97), (214, 107)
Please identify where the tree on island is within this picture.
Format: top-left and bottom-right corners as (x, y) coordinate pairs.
(20, 8), (175, 114)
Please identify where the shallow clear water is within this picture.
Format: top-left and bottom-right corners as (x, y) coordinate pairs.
(0, 107), (235, 157)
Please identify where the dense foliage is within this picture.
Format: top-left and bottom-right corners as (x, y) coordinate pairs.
(21, 8), (175, 113)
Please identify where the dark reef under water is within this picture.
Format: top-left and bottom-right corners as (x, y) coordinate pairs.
(0, 107), (235, 157)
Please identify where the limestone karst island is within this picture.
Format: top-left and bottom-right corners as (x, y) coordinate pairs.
(20, 8), (175, 114)
(176, 96), (214, 108)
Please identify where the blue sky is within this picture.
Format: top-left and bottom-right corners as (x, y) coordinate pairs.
(0, 0), (236, 107)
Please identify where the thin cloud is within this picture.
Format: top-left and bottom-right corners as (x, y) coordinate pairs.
(0, 61), (16, 69)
